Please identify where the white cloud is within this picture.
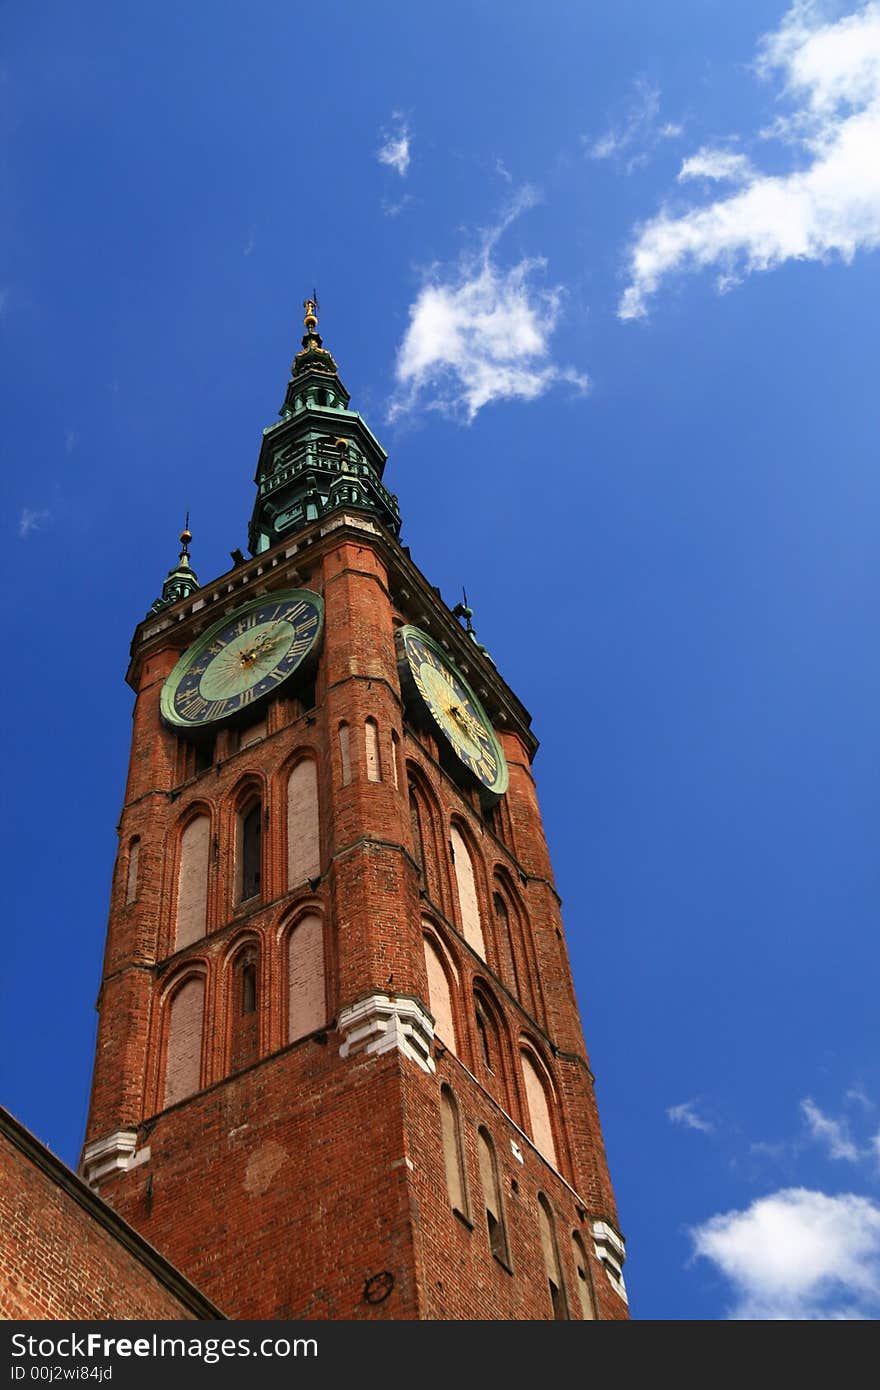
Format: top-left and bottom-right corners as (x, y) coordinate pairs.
(801, 1098), (861, 1161)
(18, 507), (50, 539)
(678, 148), (755, 183)
(376, 113), (412, 177)
(845, 1083), (873, 1109)
(585, 77), (682, 171)
(243, 228), (256, 257)
(65, 428), (77, 455)
(691, 1188), (880, 1319)
(620, 1), (880, 319)
(389, 188), (588, 424)
(667, 1099), (714, 1133)
(381, 193), (414, 219)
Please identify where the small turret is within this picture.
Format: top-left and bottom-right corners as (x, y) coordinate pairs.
(149, 517), (200, 614)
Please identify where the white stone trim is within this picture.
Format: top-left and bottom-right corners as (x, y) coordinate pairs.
(80, 1130), (149, 1187)
(592, 1219), (628, 1303)
(338, 993), (436, 1074)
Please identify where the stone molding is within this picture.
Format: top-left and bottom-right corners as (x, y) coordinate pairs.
(338, 993), (436, 1074)
(592, 1219), (628, 1303)
(80, 1129), (147, 1187)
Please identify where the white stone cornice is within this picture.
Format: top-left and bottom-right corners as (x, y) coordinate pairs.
(80, 1130), (149, 1187)
(592, 1219), (628, 1303)
(338, 993), (436, 1074)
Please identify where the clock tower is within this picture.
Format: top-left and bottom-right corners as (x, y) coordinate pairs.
(81, 303), (628, 1320)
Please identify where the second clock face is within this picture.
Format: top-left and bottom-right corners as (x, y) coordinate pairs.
(161, 590), (323, 728)
(399, 625), (508, 797)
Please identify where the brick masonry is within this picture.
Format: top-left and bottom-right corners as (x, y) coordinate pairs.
(82, 515), (628, 1321)
(0, 1108), (220, 1320)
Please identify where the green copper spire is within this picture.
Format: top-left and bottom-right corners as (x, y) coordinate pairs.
(247, 299), (401, 554)
(149, 517), (200, 614)
(453, 589), (496, 667)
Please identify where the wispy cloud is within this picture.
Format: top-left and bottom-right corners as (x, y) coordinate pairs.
(376, 112), (412, 177)
(381, 193), (414, 219)
(243, 227), (256, 257)
(691, 1188), (880, 1319)
(584, 77), (682, 172)
(667, 1099), (714, 1133)
(389, 188), (587, 425)
(801, 1098), (861, 1162)
(620, 1), (880, 319)
(845, 1083), (874, 1110)
(18, 507), (51, 539)
(678, 148), (755, 184)
(65, 428), (77, 455)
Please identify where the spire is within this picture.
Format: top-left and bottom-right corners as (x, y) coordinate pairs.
(247, 299), (401, 555)
(149, 515), (201, 614)
(291, 295), (340, 380)
(453, 588), (496, 666)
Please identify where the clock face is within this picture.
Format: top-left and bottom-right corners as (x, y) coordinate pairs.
(398, 625), (508, 797)
(161, 590), (323, 728)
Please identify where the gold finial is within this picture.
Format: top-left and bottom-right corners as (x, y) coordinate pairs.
(179, 512), (192, 564)
(303, 292), (319, 332)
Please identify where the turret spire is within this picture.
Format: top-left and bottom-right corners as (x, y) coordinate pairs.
(149, 515), (201, 614)
(247, 299), (401, 555)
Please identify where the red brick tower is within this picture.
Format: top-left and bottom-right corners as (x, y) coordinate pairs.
(81, 303), (628, 1320)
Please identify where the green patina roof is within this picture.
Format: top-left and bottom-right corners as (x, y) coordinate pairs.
(247, 302), (401, 555)
(149, 523), (200, 615)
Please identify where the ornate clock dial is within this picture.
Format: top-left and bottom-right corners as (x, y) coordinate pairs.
(161, 589), (323, 728)
(398, 625), (508, 797)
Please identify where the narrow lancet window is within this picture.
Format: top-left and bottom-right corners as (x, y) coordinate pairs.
(538, 1194), (568, 1320)
(365, 718), (381, 782)
(477, 1128), (509, 1265)
(440, 1085), (469, 1218)
(239, 801), (262, 903)
(339, 723), (352, 786)
(164, 977), (204, 1107)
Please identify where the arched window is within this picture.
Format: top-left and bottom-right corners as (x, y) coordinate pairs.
(287, 760), (320, 887)
(477, 1128), (509, 1265)
(409, 785), (425, 878)
(175, 814), (210, 949)
(475, 1003), (492, 1071)
(440, 1085), (468, 1218)
(423, 932), (457, 1054)
(365, 718), (381, 782)
(408, 771), (442, 906)
(163, 976), (204, 1107)
(125, 837), (140, 905)
(237, 800), (262, 904)
(521, 1048), (559, 1169)
(571, 1230), (596, 1319)
(230, 947), (259, 1073)
(491, 889), (519, 996)
(450, 826), (485, 957)
(288, 913), (325, 1042)
(390, 731), (400, 789)
(338, 723), (352, 786)
(538, 1194), (568, 1320)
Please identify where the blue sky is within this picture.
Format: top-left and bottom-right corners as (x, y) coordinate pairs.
(3, 0), (880, 1320)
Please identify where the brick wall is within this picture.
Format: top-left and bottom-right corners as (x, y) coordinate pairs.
(83, 517), (626, 1320)
(0, 1108), (220, 1320)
